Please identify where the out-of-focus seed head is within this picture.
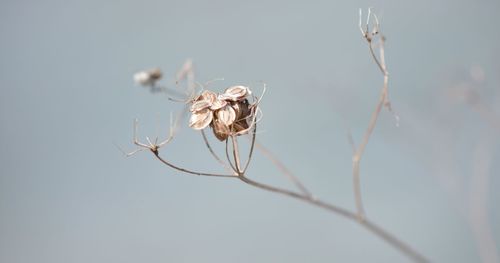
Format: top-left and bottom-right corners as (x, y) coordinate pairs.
(133, 68), (162, 86)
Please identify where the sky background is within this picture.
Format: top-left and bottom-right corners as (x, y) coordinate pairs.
(1, 0), (499, 262)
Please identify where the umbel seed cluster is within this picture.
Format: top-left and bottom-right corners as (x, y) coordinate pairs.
(189, 86), (256, 141)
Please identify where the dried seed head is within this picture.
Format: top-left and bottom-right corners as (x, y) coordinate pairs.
(189, 108), (213, 130)
(216, 104), (236, 126)
(133, 68), (162, 86)
(187, 85), (259, 139)
(221, 85), (250, 101)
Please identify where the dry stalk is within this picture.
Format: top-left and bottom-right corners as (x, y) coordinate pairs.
(351, 8), (393, 220)
(125, 11), (429, 263)
(127, 117), (428, 262)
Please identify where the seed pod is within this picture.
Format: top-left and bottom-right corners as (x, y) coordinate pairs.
(190, 100), (211, 113)
(189, 108), (213, 130)
(216, 105), (236, 126)
(232, 99), (252, 133)
(233, 99), (250, 119)
(210, 96), (227, 110)
(199, 90), (217, 104)
(211, 119), (231, 141)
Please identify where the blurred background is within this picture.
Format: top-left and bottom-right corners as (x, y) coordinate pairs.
(1, 0), (499, 262)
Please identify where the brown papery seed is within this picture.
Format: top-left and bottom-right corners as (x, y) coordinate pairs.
(216, 105), (236, 126)
(200, 90), (217, 104)
(211, 119), (230, 141)
(190, 100), (210, 113)
(189, 108), (213, 130)
(223, 86), (249, 101)
(210, 96), (227, 110)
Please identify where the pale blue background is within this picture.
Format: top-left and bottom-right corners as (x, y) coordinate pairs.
(1, 0), (499, 262)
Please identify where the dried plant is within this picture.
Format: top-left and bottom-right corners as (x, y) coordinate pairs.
(123, 9), (428, 263)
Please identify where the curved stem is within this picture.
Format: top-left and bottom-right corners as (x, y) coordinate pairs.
(225, 139), (238, 173)
(230, 135), (242, 173)
(242, 125), (257, 173)
(153, 150), (236, 178)
(352, 35), (390, 219)
(201, 130), (232, 172)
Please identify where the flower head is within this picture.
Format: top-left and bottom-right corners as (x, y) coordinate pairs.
(188, 85), (259, 141)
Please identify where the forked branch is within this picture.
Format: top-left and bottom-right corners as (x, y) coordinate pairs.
(125, 11), (428, 263)
(351, 8), (393, 220)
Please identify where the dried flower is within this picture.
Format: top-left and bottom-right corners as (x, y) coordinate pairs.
(187, 85), (258, 141)
(133, 68), (162, 86)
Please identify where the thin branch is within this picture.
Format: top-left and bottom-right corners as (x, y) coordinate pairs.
(230, 135), (243, 174)
(225, 138), (238, 173)
(242, 125), (257, 174)
(201, 130), (233, 172)
(153, 150), (237, 178)
(351, 9), (390, 220)
(133, 10), (428, 262)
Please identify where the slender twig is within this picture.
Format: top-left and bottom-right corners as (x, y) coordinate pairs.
(201, 130), (232, 172)
(230, 135), (243, 174)
(351, 9), (390, 220)
(225, 138), (238, 173)
(242, 125), (257, 173)
(153, 150), (236, 178)
(151, 142), (428, 262)
(131, 10), (429, 263)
